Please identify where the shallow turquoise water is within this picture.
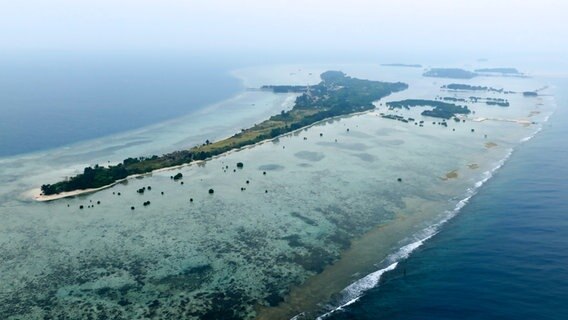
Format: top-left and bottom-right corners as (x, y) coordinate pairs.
(0, 63), (556, 319)
(324, 78), (568, 320)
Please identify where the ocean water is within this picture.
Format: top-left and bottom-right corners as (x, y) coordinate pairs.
(0, 61), (558, 319)
(324, 78), (568, 320)
(0, 54), (242, 157)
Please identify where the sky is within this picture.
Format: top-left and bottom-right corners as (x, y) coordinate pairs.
(1, 0), (567, 58)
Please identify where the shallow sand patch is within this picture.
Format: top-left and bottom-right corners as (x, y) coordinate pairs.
(485, 142), (498, 148)
(441, 169), (459, 180)
(468, 163), (480, 169)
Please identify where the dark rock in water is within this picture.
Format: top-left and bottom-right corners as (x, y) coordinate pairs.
(67, 204), (70, 207)
(147, 186), (152, 190)
(241, 187), (245, 191)
(173, 173), (183, 181)
(117, 192), (121, 196)
(161, 191), (164, 195)
(131, 206), (135, 210)
(97, 201), (100, 205)
(190, 198), (193, 202)
(236, 162), (244, 169)
(246, 180), (250, 184)
(79, 205), (84, 209)
(347, 128), (350, 132)
(471, 129), (475, 132)
(180, 181), (184, 185)
(265, 190), (268, 193)
(143, 201), (151, 206)
(263, 171), (267, 175)
(303, 137), (307, 140)
(320, 133), (323, 137)
(233, 169), (236, 172)
(137, 187), (146, 194)
(208, 189), (214, 194)
(397, 178), (402, 182)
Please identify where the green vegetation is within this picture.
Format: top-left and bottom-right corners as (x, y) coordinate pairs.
(442, 83), (514, 94)
(474, 68), (520, 74)
(441, 97), (467, 102)
(41, 71), (407, 196)
(423, 68), (477, 79)
(386, 99), (471, 119)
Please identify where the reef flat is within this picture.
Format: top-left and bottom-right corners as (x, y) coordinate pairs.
(39, 71), (407, 198)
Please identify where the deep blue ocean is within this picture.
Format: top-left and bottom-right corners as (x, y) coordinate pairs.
(327, 78), (568, 319)
(0, 54), (242, 157)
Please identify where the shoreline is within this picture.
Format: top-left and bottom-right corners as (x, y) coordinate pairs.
(31, 106), (380, 202)
(34, 71), (408, 200)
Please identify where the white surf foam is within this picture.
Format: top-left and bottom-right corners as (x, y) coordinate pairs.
(312, 148), (516, 320)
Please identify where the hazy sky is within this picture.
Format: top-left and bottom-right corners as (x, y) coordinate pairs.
(1, 0), (567, 56)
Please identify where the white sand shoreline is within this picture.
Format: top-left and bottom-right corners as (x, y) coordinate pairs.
(30, 105), (380, 202)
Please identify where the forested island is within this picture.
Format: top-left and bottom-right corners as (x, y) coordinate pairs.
(40, 71), (408, 196)
(423, 68), (478, 79)
(386, 99), (471, 119)
(442, 83), (514, 94)
(474, 67), (520, 74)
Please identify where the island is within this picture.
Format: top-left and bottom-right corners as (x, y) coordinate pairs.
(442, 83), (514, 94)
(386, 99), (471, 119)
(468, 96), (510, 107)
(423, 68), (478, 79)
(474, 67), (521, 75)
(381, 63), (422, 68)
(40, 71), (408, 196)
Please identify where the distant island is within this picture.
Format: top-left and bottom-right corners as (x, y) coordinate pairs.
(40, 71), (408, 197)
(386, 99), (471, 119)
(423, 68), (478, 79)
(474, 67), (521, 74)
(381, 63), (423, 68)
(469, 96), (510, 107)
(441, 83), (514, 94)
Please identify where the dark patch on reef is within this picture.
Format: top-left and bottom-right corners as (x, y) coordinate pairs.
(294, 151), (325, 162)
(351, 153), (376, 162)
(290, 212), (319, 226)
(375, 127), (398, 136)
(258, 164), (285, 171)
(291, 246), (335, 273)
(297, 163), (313, 168)
(375, 139), (405, 147)
(282, 234), (304, 247)
(317, 141), (370, 151)
(149, 265), (213, 291)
